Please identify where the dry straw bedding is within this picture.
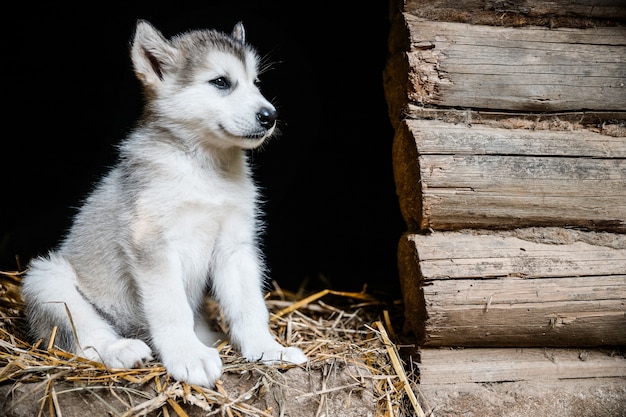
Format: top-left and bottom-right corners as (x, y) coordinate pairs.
(0, 270), (425, 417)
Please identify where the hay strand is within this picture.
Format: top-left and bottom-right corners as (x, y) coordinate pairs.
(375, 320), (425, 417)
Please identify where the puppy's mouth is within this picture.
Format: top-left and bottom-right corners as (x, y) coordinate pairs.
(243, 130), (270, 140)
(216, 124), (272, 149)
(242, 121), (276, 140)
(219, 124), (274, 140)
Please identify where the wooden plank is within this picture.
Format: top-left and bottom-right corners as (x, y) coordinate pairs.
(399, 16), (626, 113)
(398, 231), (626, 347)
(418, 347), (626, 385)
(393, 119), (626, 232)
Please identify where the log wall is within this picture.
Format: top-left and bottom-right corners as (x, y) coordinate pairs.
(384, 0), (626, 359)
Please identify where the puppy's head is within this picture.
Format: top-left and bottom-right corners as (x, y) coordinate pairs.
(131, 20), (276, 149)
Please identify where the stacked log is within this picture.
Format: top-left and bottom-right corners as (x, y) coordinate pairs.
(394, 119), (626, 232)
(384, 0), (626, 383)
(398, 230), (626, 348)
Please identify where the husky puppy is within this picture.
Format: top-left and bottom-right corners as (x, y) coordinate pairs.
(21, 19), (307, 387)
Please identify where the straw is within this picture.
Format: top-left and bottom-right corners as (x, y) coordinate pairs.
(1, 269), (423, 416)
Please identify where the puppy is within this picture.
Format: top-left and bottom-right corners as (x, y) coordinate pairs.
(21, 19), (307, 388)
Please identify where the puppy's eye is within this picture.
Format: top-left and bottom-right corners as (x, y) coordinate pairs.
(209, 77), (230, 89)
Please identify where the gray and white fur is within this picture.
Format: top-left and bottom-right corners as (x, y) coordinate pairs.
(21, 19), (307, 388)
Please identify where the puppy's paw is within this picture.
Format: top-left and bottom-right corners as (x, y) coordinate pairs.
(276, 346), (308, 364)
(244, 342), (307, 365)
(162, 343), (222, 387)
(83, 338), (153, 369)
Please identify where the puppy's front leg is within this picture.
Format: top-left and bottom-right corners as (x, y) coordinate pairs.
(136, 251), (222, 387)
(211, 215), (307, 365)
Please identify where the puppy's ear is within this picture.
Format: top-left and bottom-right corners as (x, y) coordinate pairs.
(231, 22), (245, 43)
(131, 20), (179, 90)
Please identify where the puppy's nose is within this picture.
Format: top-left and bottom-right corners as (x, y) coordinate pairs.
(257, 107), (277, 129)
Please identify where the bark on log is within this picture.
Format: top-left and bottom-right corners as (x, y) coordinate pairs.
(393, 119), (626, 232)
(398, 230), (626, 347)
(417, 347), (626, 385)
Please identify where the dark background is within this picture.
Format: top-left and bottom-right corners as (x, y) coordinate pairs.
(1, 3), (405, 296)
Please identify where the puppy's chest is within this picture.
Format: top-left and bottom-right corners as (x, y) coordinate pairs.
(140, 167), (255, 236)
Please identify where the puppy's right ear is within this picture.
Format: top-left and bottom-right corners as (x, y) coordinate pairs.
(131, 20), (180, 91)
(231, 21), (245, 43)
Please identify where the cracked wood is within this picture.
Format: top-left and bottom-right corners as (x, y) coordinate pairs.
(397, 15), (626, 113)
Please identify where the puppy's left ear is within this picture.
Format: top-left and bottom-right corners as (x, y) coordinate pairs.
(231, 22), (245, 43)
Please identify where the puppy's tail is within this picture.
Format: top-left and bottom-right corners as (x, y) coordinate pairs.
(21, 253), (82, 351)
